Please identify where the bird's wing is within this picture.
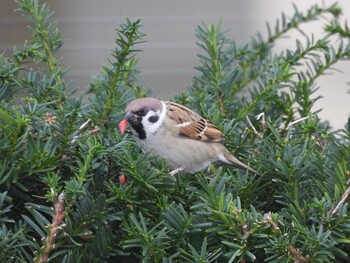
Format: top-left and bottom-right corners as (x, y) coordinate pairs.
(166, 101), (226, 143)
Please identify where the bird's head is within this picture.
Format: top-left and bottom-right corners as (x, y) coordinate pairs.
(119, 97), (165, 139)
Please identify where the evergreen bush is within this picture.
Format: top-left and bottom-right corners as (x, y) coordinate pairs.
(1, 1), (350, 262)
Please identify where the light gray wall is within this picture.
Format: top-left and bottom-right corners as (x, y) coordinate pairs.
(1, 0), (349, 129)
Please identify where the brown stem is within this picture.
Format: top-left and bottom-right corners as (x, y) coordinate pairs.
(217, 94), (225, 114)
(288, 244), (310, 263)
(36, 192), (65, 263)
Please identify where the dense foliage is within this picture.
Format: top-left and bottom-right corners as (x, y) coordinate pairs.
(1, 1), (350, 262)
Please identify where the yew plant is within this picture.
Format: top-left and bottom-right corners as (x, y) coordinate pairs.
(0, 0), (350, 262)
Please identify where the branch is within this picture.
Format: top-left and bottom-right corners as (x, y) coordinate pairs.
(71, 118), (92, 144)
(245, 116), (260, 137)
(35, 192), (65, 263)
(330, 180), (350, 216)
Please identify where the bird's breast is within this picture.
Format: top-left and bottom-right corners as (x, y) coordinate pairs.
(135, 125), (222, 173)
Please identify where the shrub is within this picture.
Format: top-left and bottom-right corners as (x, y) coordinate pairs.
(1, 1), (350, 262)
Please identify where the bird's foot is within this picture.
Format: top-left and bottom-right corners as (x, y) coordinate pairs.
(169, 167), (184, 176)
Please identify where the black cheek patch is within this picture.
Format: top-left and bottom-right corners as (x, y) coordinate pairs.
(148, 115), (159, 123)
(134, 126), (146, 140)
(129, 117), (146, 140)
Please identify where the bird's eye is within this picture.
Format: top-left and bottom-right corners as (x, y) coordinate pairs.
(137, 108), (147, 116)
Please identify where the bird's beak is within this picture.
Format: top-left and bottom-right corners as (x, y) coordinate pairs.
(119, 111), (134, 135)
(119, 119), (128, 135)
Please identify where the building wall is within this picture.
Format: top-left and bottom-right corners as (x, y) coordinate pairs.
(1, 0), (349, 129)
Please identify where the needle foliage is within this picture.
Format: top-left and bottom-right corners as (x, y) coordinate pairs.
(1, 1), (350, 262)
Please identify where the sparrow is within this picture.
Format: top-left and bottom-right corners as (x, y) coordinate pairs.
(119, 97), (256, 174)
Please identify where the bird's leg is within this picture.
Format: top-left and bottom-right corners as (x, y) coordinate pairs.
(169, 167), (184, 176)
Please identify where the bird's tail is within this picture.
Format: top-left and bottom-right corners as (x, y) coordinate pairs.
(223, 151), (257, 174)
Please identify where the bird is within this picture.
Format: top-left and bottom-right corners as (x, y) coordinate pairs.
(119, 97), (256, 175)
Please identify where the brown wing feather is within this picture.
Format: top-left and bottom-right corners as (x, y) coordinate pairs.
(166, 101), (225, 143)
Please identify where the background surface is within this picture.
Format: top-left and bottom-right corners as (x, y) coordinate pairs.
(1, 0), (349, 129)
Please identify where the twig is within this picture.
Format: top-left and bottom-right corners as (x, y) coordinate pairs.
(36, 192), (65, 263)
(264, 212), (279, 231)
(256, 112), (267, 130)
(217, 95), (225, 115)
(330, 179), (350, 216)
(288, 244), (310, 263)
(88, 125), (101, 136)
(286, 116), (309, 129)
(245, 116), (260, 137)
(71, 119), (92, 144)
(280, 116), (309, 135)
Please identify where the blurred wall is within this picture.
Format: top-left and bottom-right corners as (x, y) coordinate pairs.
(1, 0), (349, 129)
